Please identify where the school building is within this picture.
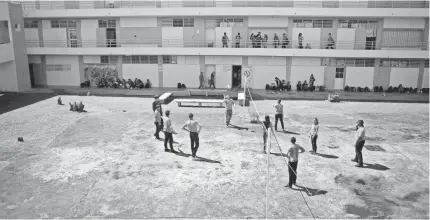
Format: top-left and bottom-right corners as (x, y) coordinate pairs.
(0, 0), (429, 92)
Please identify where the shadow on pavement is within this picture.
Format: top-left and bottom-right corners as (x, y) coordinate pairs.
(194, 156), (222, 164)
(363, 163), (390, 171)
(0, 92), (56, 115)
(278, 130), (300, 135)
(316, 153), (339, 159)
(292, 185), (328, 196)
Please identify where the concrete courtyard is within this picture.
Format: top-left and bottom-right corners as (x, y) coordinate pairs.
(0, 96), (428, 219)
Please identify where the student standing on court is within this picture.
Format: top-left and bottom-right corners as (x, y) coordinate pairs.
(309, 118), (319, 154)
(181, 113), (203, 158)
(223, 95), (235, 127)
(154, 106), (162, 139)
(262, 115), (274, 154)
(352, 120), (366, 167)
(273, 99), (285, 131)
(286, 137), (305, 188)
(163, 110), (178, 153)
(152, 95), (163, 129)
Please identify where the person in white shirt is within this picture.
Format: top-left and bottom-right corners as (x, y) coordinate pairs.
(352, 120), (366, 167)
(154, 106), (162, 139)
(273, 99), (285, 131)
(223, 95), (235, 127)
(261, 115), (274, 154)
(181, 113), (203, 158)
(286, 137), (305, 188)
(309, 118), (319, 154)
(163, 110), (178, 153)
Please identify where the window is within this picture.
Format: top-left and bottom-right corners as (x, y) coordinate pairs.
(98, 20), (116, 28)
(173, 18), (184, 27)
(216, 18), (244, 27)
(380, 59), (390, 67)
(425, 60), (429, 68)
(380, 59), (421, 68)
(46, 64), (72, 71)
(184, 18), (194, 27)
(149, 56), (158, 64)
(24, 20), (38, 28)
(123, 56), (158, 64)
(163, 56), (177, 64)
(335, 68), (344, 78)
(101, 56), (118, 64)
(51, 20), (76, 28)
(101, 56), (109, 64)
(365, 59), (375, 67)
(293, 19), (333, 28)
(338, 20), (378, 29)
(341, 58), (375, 67)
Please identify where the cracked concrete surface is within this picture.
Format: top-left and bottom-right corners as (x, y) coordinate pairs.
(0, 96), (428, 218)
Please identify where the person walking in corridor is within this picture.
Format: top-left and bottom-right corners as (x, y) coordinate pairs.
(273, 99), (285, 131)
(209, 71), (216, 89)
(198, 72), (204, 89)
(352, 120), (366, 167)
(286, 137), (305, 188)
(181, 113), (203, 158)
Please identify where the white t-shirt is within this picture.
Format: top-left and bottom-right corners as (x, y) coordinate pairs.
(274, 103), (283, 114)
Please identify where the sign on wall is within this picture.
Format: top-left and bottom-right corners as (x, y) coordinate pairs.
(243, 68), (251, 77)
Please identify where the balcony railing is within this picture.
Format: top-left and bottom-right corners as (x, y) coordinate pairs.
(18, 0), (430, 10)
(25, 39), (430, 51)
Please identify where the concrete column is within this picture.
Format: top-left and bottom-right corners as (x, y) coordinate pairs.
(199, 55), (205, 73)
(117, 55), (123, 79)
(40, 55), (47, 85)
(423, 18), (429, 50)
(417, 59), (425, 89)
(373, 58), (380, 88)
(38, 20), (43, 47)
(78, 55), (84, 82)
(76, 19), (82, 47)
(158, 55), (163, 87)
(241, 56), (249, 88)
(375, 19), (384, 50)
(287, 18), (293, 47)
(285, 57), (292, 82)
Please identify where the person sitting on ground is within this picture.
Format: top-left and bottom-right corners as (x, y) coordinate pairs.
(69, 102), (74, 111)
(97, 78), (106, 88)
(73, 102), (79, 112)
(302, 80), (308, 91)
(297, 81), (302, 91)
(57, 96), (62, 105)
(398, 84), (404, 93)
(286, 81), (291, 91)
(305, 43), (312, 49)
(121, 79), (127, 88)
(114, 78), (121, 88)
(80, 79), (90, 88)
(128, 79), (135, 89)
(281, 80), (287, 91)
(145, 79), (152, 88)
(135, 78), (144, 89)
(77, 101), (85, 112)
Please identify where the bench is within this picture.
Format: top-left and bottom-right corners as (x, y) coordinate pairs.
(159, 92), (174, 104)
(176, 99), (225, 107)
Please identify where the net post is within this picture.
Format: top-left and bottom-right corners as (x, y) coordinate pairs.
(266, 126), (270, 219)
(243, 75), (247, 108)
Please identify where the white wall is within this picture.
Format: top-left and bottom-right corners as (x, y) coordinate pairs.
(0, 43), (14, 63)
(248, 56), (286, 66)
(81, 20), (98, 48)
(83, 55), (100, 63)
(345, 67), (374, 87)
(292, 28), (321, 49)
(290, 66), (325, 89)
(389, 68), (419, 87)
(163, 64), (201, 88)
(28, 55), (41, 63)
(251, 65), (287, 89)
(422, 68), (429, 88)
(215, 65), (232, 89)
(337, 28), (356, 50)
(206, 56), (242, 65)
(248, 16), (288, 28)
(0, 61), (18, 92)
(292, 57), (321, 66)
(215, 27), (232, 48)
(122, 64), (159, 87)
(24, 28), (39, 43)
(383, 18), (425, 29)
(43, 28), (67, 47)
(0, 2), (9, 21)
(45, 55), (80, 86)
(162, 27), (183, 47)
(120, 17), (157, 27)
(177, 56), (199, 65)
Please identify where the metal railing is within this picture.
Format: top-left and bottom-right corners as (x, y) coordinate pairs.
(25, 39), (430, 51)
(17, 0), (430, 10)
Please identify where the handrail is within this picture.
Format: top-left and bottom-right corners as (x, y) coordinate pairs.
(25, 39), (430, 50)
(17, 0), (430, 10)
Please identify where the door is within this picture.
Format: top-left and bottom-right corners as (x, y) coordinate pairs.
(205, 65), (215, 87)
(68, 29), (78, 48)
(232, 65), (242, 88)
(28, 64), (35, 87)
(205, 28), (215, 47)
(106, 28), (116, 47)
(334, 68), (345, 90)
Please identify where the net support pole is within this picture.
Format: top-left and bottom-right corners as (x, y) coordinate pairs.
(266, 127), (271, 219)
(243, 75), (247, 107)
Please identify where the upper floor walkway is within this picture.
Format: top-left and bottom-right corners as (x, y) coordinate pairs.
(17, 0), (430, 10)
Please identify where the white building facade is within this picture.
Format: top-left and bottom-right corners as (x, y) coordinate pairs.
(1, 0), (429, 91)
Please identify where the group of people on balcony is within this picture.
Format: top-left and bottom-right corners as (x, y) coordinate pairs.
(269, 74), (316, 93)
(222, 32), (336, 49)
